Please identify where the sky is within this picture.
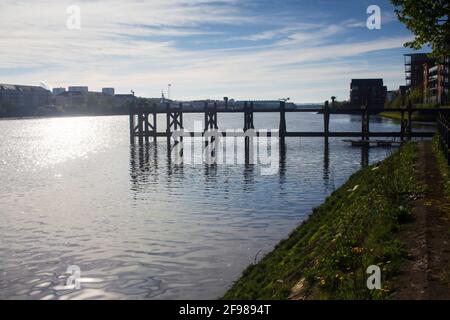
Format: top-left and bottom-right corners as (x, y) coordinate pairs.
(0, 0), (429, 103)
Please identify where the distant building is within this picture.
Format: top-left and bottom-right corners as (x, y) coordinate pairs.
(52, 87), (66, 95)
(404, 51), (449, 105)
(0, 83), (51, 114)
(102, 88), (115, 96)
(55, 91), (87, 108)
(350, 79), (387, 107)
(404, 53), (430, 92)
(423, 58), (449, 104)
(68, 86), (89, 93)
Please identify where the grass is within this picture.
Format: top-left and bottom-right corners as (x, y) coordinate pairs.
(378, 111), (436, 122)
(432, 136), (450, 199)
(223, 143), (422, 300)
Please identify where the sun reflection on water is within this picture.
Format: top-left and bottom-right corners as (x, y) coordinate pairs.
(1, 116), (125, 171)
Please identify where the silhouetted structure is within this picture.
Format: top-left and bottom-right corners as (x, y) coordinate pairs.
(0, 83), (51, 115)
(349, 79), (387, 107)
(404, 53), (430, 92)
(129, 98), (440, 146)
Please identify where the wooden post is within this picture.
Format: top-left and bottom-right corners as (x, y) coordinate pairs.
(323, 100), (330, 139)
(361, 104), (366, 141)
(178, 102), (184, 143)
(279, 100), (286, 146)
(129, 95), (136, 145)
(144, 113), (149, 144)
(153, 109), (157, 143)
(243, 101), (248, 131)
(204, 101), (218, 132)
(204, 101), (208, 132)
(244, 102), (254, 163)
(166, 102), (171, 144)
(366, 106), (370, 141)
(129, 112), (135, 145)
(138, 106), (144, 145)
(213, 101), (218, 129)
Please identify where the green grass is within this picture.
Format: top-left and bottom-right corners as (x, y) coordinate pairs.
(432, 136), (450, 199)
(223, 143), (422, 300)
(378, 111), (436, 122)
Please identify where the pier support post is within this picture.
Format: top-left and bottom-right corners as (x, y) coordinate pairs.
(204, 101), (219, 157)
(323, 100), (330, 140)
(366, 106), (370, 140)
(243, 101), (254, 131)
(244, 102), (255, 163)
(152, 103), (157, 143)
(204, 102), (218, 131)
(140, 102), (158, 144)
(361, 103), (369, 141)
(144, 112), (149, 144)
(166, 102), (171, 144)
(129, 111), (135, 145)
(138, 106), (144, 145)
(129, 94), (137, 145)
(166, 102), (184, 144)
(279, 100), (286, 147)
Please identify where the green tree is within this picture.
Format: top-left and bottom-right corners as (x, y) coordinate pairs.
(408, 87), (423, 104)
(391, 0), (449, 58)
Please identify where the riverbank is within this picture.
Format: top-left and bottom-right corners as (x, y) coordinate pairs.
(378, 111), (436, 123)
(223, 141), (450, 299)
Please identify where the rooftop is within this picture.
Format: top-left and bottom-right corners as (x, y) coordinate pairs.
(0, 83), (50, 92)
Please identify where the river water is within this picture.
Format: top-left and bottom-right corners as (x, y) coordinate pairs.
(0, 113), (433, 299)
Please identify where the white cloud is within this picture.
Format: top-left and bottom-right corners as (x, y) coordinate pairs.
(0, 0), (412, 102)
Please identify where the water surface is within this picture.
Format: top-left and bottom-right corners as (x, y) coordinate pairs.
(0, 113), (432, 299)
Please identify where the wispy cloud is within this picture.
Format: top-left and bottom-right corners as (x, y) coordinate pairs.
(0, 0), (413, 102)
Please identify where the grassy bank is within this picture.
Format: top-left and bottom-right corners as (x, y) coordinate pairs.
(432, 137), (450, 199)
(223, 143), (423, 300)
(379, 111), (436, 122)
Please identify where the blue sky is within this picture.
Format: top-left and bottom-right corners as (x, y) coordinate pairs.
(0, 0), (429, 102)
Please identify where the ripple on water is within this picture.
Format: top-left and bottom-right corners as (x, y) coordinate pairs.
(0, 114), (411, 299)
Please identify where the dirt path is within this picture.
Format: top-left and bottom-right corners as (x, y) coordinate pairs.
(393, 141), (450, 299)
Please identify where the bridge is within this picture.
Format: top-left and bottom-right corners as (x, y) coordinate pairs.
(129, 98), (444, 145)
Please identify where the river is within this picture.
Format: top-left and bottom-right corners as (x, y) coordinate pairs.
(0, 113), (433, 299)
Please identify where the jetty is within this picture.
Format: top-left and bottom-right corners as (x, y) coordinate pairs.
(129, 97), (446, 145)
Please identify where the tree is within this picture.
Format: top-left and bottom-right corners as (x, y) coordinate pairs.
(408, 87), (423, 104)
(391, 0), (449, 58)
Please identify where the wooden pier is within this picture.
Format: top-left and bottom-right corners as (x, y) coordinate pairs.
(129, 97), (442, 145)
